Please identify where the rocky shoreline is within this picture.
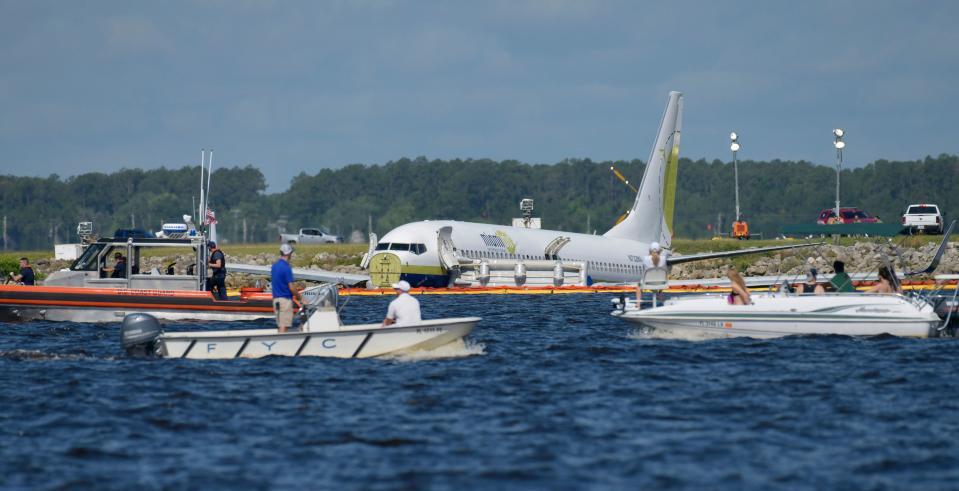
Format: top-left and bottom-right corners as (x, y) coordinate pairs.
(669, 241), (958, 280)
(21, 241), (957, 286)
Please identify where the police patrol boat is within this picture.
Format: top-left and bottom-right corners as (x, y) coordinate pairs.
(121, 284), (481, 359)
(0, 232), (280, 323)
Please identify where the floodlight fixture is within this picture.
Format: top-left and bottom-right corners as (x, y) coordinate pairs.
(730, 142), (741, 152)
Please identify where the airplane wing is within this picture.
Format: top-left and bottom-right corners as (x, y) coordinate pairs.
(666, 242), (824, 266)
(230, 263), (369, 286)
(904, 220), (955, 276)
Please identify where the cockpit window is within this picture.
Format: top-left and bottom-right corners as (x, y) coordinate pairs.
(412, 244), (426, 255)
(390, 243), (411, 251)
(375, 243), (390, 251)
(72, 243), (105, 271)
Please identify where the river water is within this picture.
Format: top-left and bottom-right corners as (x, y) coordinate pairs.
(2, 294), (958, 490)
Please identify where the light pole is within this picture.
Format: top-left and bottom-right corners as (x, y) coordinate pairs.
(833, 128), (845, 221)
(730, 132), (741, 222)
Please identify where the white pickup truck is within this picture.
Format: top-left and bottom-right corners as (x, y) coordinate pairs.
(901, 204), (943, 234)
(280, 228), (341, 244)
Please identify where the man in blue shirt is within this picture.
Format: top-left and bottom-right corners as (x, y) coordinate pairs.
(271, 243), (300, 332)
(9, 257), (35, 285)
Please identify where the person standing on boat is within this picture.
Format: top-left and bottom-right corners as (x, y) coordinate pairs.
(642, 242), (668, 269)
(383, 280), (421, 326)
(829, 261), (856, 292)
(207, 241), (227, 300)
(271, 243), (300, 333)
(9, 257), (35, 285)
(637, 242), (668, 305)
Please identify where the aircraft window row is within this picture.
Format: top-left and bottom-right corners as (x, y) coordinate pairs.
(455, 250), (640, 275)
(374, 243), (427, 254)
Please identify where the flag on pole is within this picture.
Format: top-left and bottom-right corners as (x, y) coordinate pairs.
(205, 208), (217, 225)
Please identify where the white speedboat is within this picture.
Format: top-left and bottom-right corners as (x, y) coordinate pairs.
(613, 292), (943, 339)
(122, 284), (480, 359)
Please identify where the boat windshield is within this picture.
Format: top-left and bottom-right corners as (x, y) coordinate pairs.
(71, 243), (106, 271)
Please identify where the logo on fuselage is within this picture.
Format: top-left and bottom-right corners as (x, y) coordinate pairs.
(480, 231), (517, 254)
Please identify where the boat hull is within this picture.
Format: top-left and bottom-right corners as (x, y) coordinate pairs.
(0, 285), (275, 323)
(616, 293), (941, 339)
(157, 317), (480, 359)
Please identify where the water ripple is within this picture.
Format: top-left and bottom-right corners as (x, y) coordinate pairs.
(1, 294), (958, 489)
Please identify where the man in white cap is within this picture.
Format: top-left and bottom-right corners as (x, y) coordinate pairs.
(383, 280), (421, 326)
(643, 242), (667, 269)
(271, 243), (300, 332)
(638, 242), (669, 305)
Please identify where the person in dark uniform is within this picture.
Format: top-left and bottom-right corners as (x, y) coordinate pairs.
(110, 252), (128, 279)
(9, 257), (35, 285)
(207, 240), (227, 300)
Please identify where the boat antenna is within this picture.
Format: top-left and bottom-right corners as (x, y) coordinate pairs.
(198, 149), (206, 227)
(206, 149), (214, 224)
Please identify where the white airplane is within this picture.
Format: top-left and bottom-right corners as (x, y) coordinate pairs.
(364, 91), (814, 288)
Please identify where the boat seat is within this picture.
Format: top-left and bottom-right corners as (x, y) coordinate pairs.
(641, 267), (669, 291)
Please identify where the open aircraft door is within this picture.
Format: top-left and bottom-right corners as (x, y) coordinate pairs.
(437, 226), (460, 285)
(360, 233), (378, 270)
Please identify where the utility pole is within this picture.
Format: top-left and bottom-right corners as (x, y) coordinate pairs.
(833, 128), (846, 220)
(242, 218), (248, 243)
(232, 209), (240, 243)
(2, 215), (6, 251)
(730, 132), (741, 222)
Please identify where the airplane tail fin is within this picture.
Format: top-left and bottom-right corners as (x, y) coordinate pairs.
(603, 91), (683, 248)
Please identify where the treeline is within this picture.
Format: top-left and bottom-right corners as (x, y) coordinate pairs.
(1, 154), (957, 250)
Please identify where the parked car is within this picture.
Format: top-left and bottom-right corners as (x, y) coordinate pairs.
(280, 228), (341, 244)
(901, 203), (943, 234)
(816, 207), (881, 225)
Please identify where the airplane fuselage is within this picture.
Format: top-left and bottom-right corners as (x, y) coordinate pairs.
(369, 220), (654, 287)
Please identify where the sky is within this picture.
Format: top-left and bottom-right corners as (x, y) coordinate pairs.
(1, 0), (957, 191)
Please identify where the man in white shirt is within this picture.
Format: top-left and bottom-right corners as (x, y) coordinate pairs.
(383, 280), (421, 326)
(642, 242), (668, 269)
(638, 242), (669, 305)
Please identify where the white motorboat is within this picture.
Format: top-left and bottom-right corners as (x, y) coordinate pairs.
(122, 284), (480, 359)
(613, 292), (943, 339)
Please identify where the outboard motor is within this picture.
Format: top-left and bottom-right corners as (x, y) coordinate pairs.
(121, 313), (162, 357)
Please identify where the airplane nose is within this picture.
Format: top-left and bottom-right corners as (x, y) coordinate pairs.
(368, 252), (401, 287)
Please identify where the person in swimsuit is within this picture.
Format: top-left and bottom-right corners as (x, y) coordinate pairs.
(866, 265), (900, 294)
(727, 267), (750, 305)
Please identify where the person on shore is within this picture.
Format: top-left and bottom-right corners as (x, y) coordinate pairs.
(727, 267), (751, 305)
(271, 243), (300, 332)
(795, 268), (825, 295)
(207, 241), (227, 300)
(383, 280), (421, 326)
(866, 265), (900, 294)
(829, 260), (856, 292)
(9, 257), (35, 285)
